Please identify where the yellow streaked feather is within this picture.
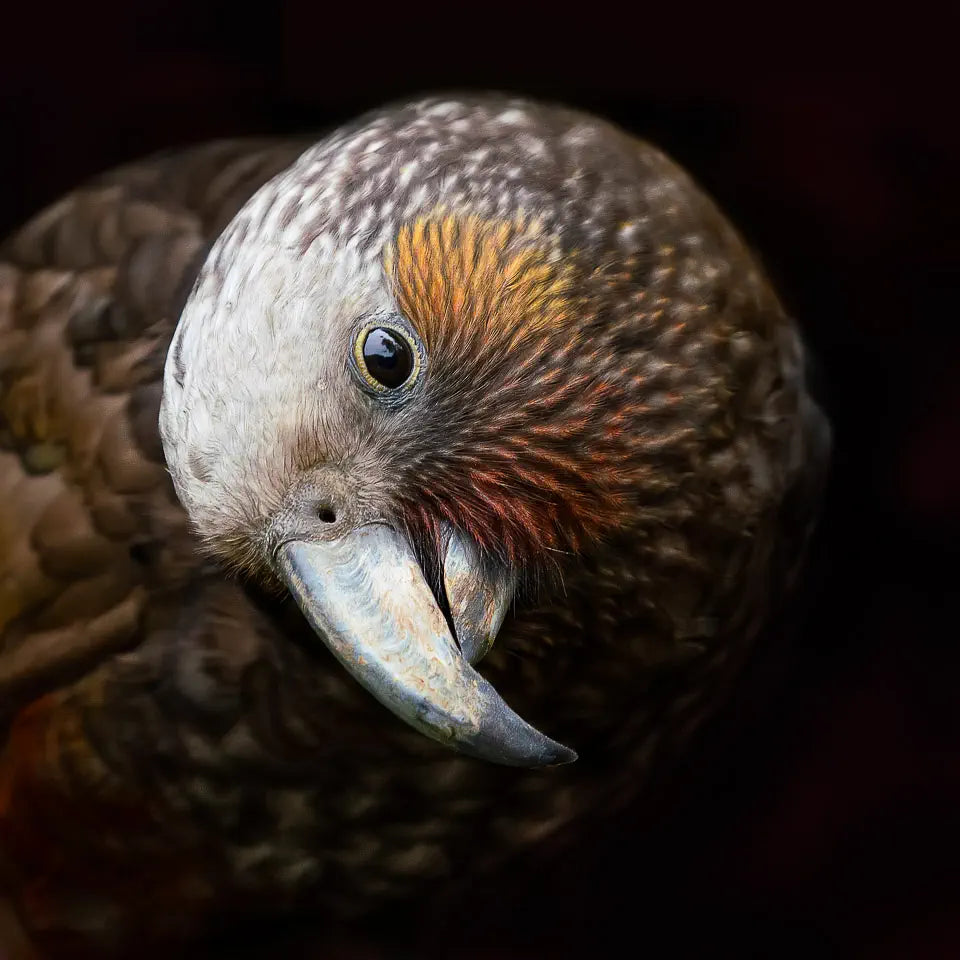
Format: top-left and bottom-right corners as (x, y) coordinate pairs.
(385, 211), (576, 356)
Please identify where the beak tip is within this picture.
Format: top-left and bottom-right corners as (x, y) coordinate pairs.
(537, 740), (577, 767)
(462, 720), (578, 768)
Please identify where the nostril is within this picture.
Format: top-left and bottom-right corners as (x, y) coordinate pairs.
(316, 504), (337, 524)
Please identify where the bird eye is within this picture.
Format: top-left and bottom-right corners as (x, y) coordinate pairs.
(353, 322), (421, 393)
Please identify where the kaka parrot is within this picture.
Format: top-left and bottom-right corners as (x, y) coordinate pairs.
(0, 95), (830, 955)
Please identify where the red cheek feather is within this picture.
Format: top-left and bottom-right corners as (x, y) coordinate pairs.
(399, 458), (631, 569)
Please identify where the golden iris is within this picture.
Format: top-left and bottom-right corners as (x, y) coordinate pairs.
(354, 324), (420, 392)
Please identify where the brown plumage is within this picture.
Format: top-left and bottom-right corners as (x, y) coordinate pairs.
(0, 96), (829, 956)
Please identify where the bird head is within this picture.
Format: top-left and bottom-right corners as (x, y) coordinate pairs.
(159, 97), (807, 769)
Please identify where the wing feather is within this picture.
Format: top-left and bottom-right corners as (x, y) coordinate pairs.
(0, 139), (307, 720)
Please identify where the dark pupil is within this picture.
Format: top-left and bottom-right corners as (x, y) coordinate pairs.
(362, 327), (413, 388)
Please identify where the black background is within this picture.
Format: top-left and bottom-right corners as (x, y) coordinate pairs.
(1, 6), (957, 958)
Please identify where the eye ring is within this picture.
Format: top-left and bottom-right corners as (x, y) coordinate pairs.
(352, 319), (423, 395)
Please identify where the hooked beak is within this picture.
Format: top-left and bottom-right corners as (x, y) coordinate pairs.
(276, 524), (576, 768)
